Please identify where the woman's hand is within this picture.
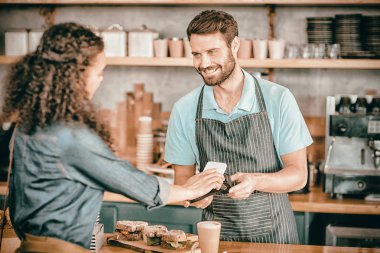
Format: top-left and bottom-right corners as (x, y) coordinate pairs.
(183, 169), (224, 201)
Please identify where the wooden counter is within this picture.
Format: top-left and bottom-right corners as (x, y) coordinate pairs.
(3, 230), (379, 253)
(101, 240), (380, 253)
(100, 242), (380, 253)
(1, 183), (379, 215)
(103, 187), (380, 215)
(99, 242), (380, 253)
(289, 187), (380, 215)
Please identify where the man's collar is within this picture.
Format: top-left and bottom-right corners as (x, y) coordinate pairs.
(237, 70), (256, 112)
(202, 70), (256, 112)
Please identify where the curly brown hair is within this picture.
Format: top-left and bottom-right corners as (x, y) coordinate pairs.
(2, 22), (113, 147)
(187, 10), (238, 47)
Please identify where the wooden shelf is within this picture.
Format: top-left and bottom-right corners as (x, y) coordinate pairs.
(107, 56), (194, 67)
(238, 58), (380, 69)
(1, 0), (380, 5)
(0, 56), (19, 65)
(1, 56), (380, 69)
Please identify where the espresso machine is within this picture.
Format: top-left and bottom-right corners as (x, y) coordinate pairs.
(323, 95), (380, 199)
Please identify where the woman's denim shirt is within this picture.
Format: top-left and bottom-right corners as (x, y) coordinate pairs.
(9, 123), (170, 249)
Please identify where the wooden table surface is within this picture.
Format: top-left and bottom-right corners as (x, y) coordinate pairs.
(3, 230), (380, 253)
(99, 240), (380, 253)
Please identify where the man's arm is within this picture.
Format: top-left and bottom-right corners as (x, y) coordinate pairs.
(173, 164), (197, 185)
(229, 147), (307, 199)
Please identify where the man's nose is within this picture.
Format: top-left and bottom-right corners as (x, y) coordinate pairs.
(199, 55), (211, 69)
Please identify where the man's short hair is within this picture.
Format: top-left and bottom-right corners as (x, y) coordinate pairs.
(187, 10), (238, 47)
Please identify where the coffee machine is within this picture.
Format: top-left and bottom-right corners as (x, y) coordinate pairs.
(323, 95), (380, 199)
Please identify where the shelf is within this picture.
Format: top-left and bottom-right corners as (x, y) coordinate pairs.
(0, 56), (19, 65)
(107, 56), (194, 67)
(1, 0), (380, 5)
(1, 56), (380, 69)
(237, 58), (380, 69)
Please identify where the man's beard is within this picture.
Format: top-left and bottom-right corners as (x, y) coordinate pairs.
(197, 53), (236, 87)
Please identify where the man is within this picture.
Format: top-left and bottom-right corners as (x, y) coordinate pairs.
(165, 10), (313, 244)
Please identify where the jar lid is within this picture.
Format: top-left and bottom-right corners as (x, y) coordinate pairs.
(105, 24), (124, 31)
(130, 24), (157, 33)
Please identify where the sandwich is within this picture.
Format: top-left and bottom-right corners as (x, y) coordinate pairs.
(114, 220), (148, 241)
(185, 233), (198, 244)
(143, 225), (168, 246)
(161, 230), (189, 250)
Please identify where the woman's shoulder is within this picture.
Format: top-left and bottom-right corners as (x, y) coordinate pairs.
(46, 123), (106, 150)
(46, 122), (89, 136)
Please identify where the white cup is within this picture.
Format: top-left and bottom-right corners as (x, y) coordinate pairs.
(153, 39), (168, 58)
(191, 221), (221, 253)
(268, 39), (286, 59)
(253, 39), (268, 59)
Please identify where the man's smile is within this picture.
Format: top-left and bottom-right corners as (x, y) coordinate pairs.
(200, 66), (220, 76)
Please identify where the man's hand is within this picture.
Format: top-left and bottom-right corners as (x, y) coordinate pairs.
(228, 172), (258, 200)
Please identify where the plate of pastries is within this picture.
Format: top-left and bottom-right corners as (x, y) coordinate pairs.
(108, 220), (199, 252)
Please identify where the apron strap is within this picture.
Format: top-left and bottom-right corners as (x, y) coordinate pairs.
(251, 75), (267, 113)
(195, 85), (205, 119)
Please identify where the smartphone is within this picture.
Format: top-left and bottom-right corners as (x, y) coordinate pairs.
(203, 161), (227, 174)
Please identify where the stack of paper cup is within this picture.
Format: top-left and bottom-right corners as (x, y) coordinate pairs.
(136, 116), (154, 171)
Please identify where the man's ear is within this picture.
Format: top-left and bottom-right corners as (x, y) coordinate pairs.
(231, 36), (240, 54)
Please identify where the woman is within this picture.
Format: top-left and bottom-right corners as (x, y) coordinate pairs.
(2, 22), (224, 252)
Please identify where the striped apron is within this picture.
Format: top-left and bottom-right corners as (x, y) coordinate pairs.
(195, 76), (299, 244)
